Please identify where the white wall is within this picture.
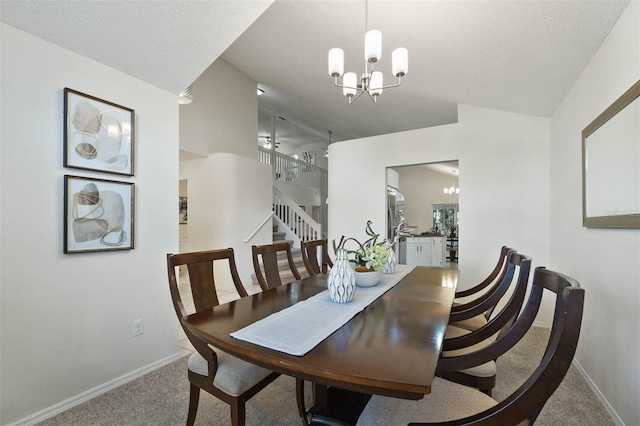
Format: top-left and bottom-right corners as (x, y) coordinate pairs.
(328, 105), (551, 320)
(549, 2), (640, 425)
(275, 181), (322, 214)
(179, 58), (258, 160)
(179, 154), (272, 289)
(177, 56), (271, 289)
(395, 166), (459, 234)
(0, 24), (179, 424)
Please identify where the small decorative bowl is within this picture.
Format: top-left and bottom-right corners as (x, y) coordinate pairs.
(354, 270), (381, 287)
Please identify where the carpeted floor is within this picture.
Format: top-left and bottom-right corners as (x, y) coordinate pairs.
(40, 327), (614, 425)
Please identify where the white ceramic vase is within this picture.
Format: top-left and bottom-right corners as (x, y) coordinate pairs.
(327, 249), (356, 303)
(382, 243), (397, 274)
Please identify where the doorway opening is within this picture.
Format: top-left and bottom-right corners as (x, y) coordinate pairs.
(386, 160), (459, 268)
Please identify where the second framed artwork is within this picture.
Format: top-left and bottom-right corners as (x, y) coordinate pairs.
(64, 175), (135, 253)
(64, 88), (134, 176)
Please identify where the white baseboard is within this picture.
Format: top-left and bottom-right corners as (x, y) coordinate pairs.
(532, 323), (623, 424)
(572, 359), (625, 426)
(7, 353), (183, 426)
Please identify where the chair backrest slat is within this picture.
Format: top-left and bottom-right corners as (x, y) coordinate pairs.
(454, 245), (514, 299)
(187, 261), (218, 311)
(252, 242), (302, 291)
(449, 250), (521, 324)
(167, 248), (248, 317)
(166, 248), (250, 381)
(443, 252), (532, 351)
(301, 239), (333, 276)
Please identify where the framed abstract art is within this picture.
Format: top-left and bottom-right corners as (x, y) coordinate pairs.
(64, 175), (135, 253)
(64, 88), (134, 176)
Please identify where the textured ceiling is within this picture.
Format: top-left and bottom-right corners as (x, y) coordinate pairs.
(1, 0), (630, 154)
(0, 0), (274, 95)
(224, 0), (629, 147)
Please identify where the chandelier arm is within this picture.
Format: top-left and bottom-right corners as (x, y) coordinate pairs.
(350, 89), (367, 104)
(333, 77), (361, 91)
(377, 75), (403, 90)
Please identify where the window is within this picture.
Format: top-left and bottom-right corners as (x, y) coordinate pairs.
(432, 204), (458, 236)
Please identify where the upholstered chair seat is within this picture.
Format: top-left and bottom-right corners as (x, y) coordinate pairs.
(188, 349), (276, 397)
(441, 325), (496, 379)
(356, 377), (497, 425)
(442, 324), (496, 355)
(449, 313), (489, 331)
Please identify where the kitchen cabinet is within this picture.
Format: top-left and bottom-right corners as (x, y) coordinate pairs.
(401, 236), (445, 266)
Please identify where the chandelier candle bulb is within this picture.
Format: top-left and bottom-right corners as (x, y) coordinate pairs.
(370, 71), (383, 96)
(364, 30), (382, 62)
(343, 72), (358, 97)
(392, 47), (408, 76)
(328, 48), (344, 77)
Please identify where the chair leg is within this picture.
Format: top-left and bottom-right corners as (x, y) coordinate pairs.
(480, 388), (492, 397)
(230, 399), (246, 426)
(296, 378), (306, 417)
(187, 384), (200, 426)
(296, 378), (311, 425)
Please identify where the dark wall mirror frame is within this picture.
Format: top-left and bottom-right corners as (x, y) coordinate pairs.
(582, 79), (640, 229)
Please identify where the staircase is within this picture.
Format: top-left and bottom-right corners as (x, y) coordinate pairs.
(250, 225), (310, 287)
(259, 147), (328, 239)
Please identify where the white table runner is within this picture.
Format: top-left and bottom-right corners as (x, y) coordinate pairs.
(230, 264), (416, 356)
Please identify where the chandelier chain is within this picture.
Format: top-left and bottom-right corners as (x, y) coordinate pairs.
(365, 0), (368, 33)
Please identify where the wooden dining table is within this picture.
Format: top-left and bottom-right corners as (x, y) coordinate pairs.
(184, 266), (458, 422)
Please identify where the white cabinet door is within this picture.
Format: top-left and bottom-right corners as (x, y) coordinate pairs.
(430, 238), (444, 266)
(405, 238), (446, 266)
(407, 241), (430, 266)
(417, 243), (431, 266)
(405, 243), (419, 265)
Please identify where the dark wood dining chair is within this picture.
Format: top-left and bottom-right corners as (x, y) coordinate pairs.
(448, 246), (516, 331)
(251, 242), (307, 421)
(354, 266), (585, 426)
(439, 251), (532, 395)
(300, 239), (334, 276)
(167, 248), (280, 426)
(252, 241), (302, 290)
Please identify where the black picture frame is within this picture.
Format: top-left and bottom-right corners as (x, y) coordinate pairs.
(63, 88), (134, 176)
(64, 175), (135, 253)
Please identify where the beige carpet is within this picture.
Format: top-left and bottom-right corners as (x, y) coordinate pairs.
(40, 327), (614, 425)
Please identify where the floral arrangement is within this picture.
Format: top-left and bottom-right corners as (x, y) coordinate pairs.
(333, 221), (389, 272)
(394, 221), (413, 243)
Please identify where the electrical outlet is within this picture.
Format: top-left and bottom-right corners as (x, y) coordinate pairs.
(133, 319), (144, 337)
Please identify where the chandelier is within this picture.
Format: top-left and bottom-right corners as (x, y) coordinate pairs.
(444, 170), (459, 195)
(327, 1), (408, 104)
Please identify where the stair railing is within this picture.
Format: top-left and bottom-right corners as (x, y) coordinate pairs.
(243, 212), (275, 243)
(273, 186), (322, 244)
(259, 146), (328, 195)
